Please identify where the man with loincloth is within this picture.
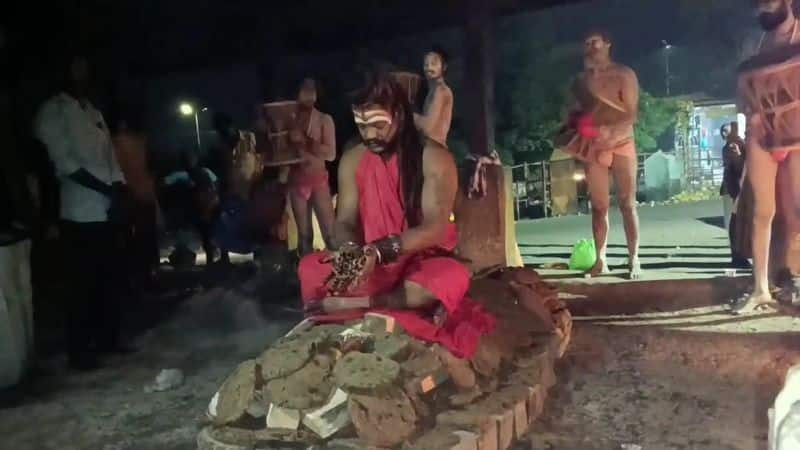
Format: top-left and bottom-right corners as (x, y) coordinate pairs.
(287, 78), (336, 256)
(566, 30), (641, 279)
(297, 72), (494, 358)
(413, 45), (453, 147)
(730, 0), (800, 313)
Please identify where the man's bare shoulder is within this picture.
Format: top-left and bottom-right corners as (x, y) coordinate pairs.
(422, 140), (456, 173)
(340, 143), (367, 172)
(613, 64), (638, 80)
(435, 83), (454, 99)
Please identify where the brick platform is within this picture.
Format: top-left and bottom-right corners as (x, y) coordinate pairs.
(197, 267), (571, 450)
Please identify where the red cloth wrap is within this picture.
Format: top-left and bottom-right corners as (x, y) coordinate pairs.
(289, 170), (329, 201)
(297, 151), (495, 358)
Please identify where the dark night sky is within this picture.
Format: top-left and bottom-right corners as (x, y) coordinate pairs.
(3, 0), (761, 165)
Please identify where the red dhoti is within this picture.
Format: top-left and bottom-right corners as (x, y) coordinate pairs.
(297, 151), (495, 358)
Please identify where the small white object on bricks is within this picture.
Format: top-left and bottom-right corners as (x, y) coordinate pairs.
(0, 239), (33, 389)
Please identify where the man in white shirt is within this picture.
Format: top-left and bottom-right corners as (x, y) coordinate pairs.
(33, 56), (128, 370)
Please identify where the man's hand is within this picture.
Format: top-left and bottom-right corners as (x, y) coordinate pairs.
(323, 243), (378, 294)
(304, 296), (370, 316)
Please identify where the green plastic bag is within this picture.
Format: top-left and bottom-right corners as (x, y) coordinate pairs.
(569, 239), (597, 271)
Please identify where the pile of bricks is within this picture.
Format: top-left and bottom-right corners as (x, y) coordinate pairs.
(197, 267), (571, 450)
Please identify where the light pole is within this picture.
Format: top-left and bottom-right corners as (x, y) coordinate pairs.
(662, 40), (672, 96)
(179, 102), (208, 152)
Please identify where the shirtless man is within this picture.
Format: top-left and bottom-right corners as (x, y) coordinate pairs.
(288, 78), (336, 256)
(414, 46), (453, 147)
(569, 30), (641, 279)
(731, 0), (800, 313)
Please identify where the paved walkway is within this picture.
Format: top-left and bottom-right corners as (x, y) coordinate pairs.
(517, 200), (740, 283)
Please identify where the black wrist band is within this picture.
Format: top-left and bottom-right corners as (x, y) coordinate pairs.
(371, 235), (402, 265)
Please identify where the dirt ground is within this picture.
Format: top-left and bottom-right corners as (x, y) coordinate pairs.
(3, 200), (800, 450)
(3, 270), (799, 450)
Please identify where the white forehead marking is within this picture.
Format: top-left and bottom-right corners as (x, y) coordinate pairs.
(353, 109), (393, 125)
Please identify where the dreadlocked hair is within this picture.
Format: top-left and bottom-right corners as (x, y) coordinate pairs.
(351, 71), (425, 227)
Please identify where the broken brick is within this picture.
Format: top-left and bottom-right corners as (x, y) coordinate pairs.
(453, 430), (480, 450)
(493, 409), (514, 450)
(513, 400), (528, 439)
(266, 403), (300, 430)
(527, 385), (545, 422)
(435, 345), (477, 390)
(302, 388), (350, 439)
(477, 420), (498, 450)
(363, 312), (403, 334)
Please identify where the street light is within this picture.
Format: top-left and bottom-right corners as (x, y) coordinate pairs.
(179, 102), (208, 151)
(662, 40), (672, 96)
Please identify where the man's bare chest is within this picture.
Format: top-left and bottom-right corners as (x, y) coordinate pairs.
(586, 72), (624, 99)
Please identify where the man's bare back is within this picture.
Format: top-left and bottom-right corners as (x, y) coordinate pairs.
(414, 48), (454, 146)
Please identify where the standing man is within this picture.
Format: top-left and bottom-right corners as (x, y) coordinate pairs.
(287, 78), (336, 256)
(34, 56), (130, 370)
(210, 112), (262, 264)
(414, 46), (453, 147)
(720, 122), (751, 269)
(730, 0), (800, 312)
(108, 104), (160, 288)
(565, 30), (641, 279)
(0, 25), (36, 393)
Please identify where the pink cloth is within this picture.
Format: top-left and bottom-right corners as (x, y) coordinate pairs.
(570, 113), (599, 139)
(773, 150), (790, 163)
(289, 170), (329, 201)
(297, 151), (494, 358)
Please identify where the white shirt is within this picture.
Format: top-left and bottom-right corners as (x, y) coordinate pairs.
(34, 93), (123, 222)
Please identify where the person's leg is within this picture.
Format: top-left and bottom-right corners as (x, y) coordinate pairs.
(729, 211), (752, 268)
(611, 152), (641, 279)
(376, 257), (471, 312)
(735, 145), (778, 312)
(289, 190), (313, 256)
(59, 222), (100, 370)
(95, 224), (128, 353)
(776, 152), (800, 304)
(584, 162), (611, 276)
(723, 194), (733, 232)
(309, 183), (336, 251)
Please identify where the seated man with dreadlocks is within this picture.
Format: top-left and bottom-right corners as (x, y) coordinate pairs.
(298, 72), (494, 358)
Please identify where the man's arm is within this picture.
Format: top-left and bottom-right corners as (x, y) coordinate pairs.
(330, 146), (363, 249)
(414, 85), (452, 136)
(397, 143), (457, 253)
(617, 67), (640, 126)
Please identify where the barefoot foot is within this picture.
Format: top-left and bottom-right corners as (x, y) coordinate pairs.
(586, 258), (610, 278)
(628, 256), (642, 280)
(728, 291), (776, 315)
